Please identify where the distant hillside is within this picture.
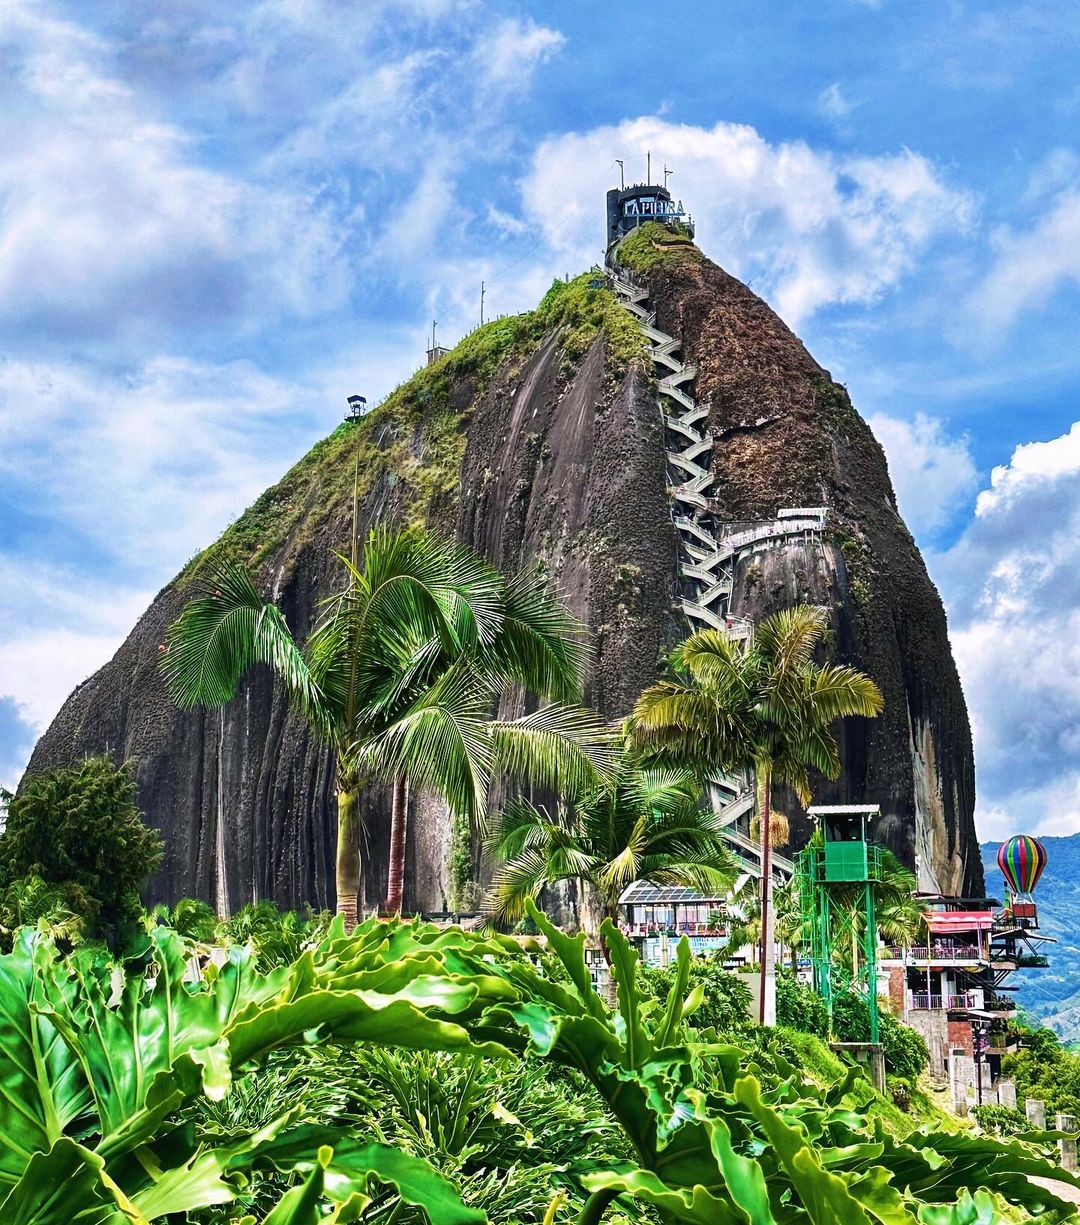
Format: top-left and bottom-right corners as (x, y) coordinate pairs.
(982, 834), (1080, 1042)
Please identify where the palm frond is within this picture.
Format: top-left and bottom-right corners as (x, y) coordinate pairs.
(486, 568), (590, 702)
(804, 665), (884, 721)
(755, 605), (828, 682)
(351, 661), (494, 824)
(486, 848), (592, 923)
(162, 563), (327, 732)
(486, 796), (561, 861)
(596, 816), (648, 893)
(488, 705), (617, 809)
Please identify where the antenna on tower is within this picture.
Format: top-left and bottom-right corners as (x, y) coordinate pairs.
(646, 150), (651, 185)
(663, 164), (673, 190)
(615, 159), (625, 190)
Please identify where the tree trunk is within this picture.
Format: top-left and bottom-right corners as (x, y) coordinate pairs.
(758, 766), (776, 1026)
(384, 775), (408, 915)
(336, 785), (362, 930)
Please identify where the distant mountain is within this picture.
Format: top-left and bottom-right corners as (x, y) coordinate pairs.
(982, 835), (1080, 1042)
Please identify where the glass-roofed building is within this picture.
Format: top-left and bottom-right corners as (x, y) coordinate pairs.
(618, 881), (739, 963)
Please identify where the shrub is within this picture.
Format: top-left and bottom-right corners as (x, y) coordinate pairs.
(776, 968), (830, 1037)
(640, 955), (752, 1032)
(147, 896), (218, 942)
(832, 990), (929, 1081)
(218, 900), (333, 972)
(0, 874), (86, 950)
(0, 757), (162, 944)
(972, 1103), (1030, 1137)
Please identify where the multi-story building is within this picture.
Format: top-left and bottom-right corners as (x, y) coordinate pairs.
(882, 893), (1052, 1096)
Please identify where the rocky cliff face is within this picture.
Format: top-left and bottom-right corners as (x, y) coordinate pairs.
(624, 232), (979, 894)
(26, 239), (983, 908)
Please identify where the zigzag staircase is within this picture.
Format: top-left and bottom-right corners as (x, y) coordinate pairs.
(607, 263), (795, 880)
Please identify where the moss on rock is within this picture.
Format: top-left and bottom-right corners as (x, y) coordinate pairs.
(616, 221), (702, 274)
(185, 272), (646, 578)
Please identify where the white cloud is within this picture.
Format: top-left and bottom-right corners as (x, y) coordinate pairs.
(0, 556), (152, 779)
(475, 17), (564, 89)
(934, 419), (1080, 839)
(520, 117), (973, 325)
(1022, 148), (1080, 205)
(977, 420), (1080, 512)
(0, 6), (348, 342)
(967, 188), (1080, 338)
(818, 82), (852, 120)
(868, 412), (977, 536)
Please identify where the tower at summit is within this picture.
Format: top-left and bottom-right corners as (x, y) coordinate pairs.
(605, 181), (694, 251)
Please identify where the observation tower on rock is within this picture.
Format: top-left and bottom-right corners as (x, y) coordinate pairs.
(605, 181), (693, 252)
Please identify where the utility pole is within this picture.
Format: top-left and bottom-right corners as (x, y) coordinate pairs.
(480, 281), (485, 326)
(616, 159), (624, 189)
(646, 150), (651, 185)
(664, 164), (673, 190)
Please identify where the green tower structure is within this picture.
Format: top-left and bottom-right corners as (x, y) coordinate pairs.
(797, 805), (882, 1044)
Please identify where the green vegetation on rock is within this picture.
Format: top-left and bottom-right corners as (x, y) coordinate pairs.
(615, 220), (701, 273)
(189, 273), (647, 576)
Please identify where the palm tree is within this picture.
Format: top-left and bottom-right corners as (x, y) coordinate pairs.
(163, 528), (610, 925)
(483, 737), (738, 958)
(632, 605), (883, 1025)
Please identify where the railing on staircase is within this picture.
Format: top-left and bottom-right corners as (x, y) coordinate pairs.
(607, 262), (817, 882)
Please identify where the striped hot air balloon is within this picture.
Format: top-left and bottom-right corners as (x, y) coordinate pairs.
(997, 834), (1047, 897)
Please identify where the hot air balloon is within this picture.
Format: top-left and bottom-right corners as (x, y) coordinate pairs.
(997, 834), (1047, 897)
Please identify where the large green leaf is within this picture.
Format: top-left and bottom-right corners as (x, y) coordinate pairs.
(251, 1127), (487, 1223)
(0, 934), (93, 1188)
(917, 1190), (998, 1225)
(733, 1075), (874, 1225)
(0, 1138), (132, 1224)
(582, 1165), (762, 1225)
(37, 929), (280, 1157)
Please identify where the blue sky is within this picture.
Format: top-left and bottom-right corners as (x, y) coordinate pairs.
(3, 0), (1080, 840)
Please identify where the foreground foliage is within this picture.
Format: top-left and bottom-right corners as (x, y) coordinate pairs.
(1, 902), (1077, 1223)
(0, 915), (516, 1221)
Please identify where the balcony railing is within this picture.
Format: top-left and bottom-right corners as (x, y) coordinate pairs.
(947, 992), (980, 1009)
(625, 924), (728, 938)
(903, 943), (985, 961)
(910, 992), (981, 1011)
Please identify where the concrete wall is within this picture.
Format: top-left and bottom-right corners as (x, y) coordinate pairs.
(904, 1008), (949, 1078)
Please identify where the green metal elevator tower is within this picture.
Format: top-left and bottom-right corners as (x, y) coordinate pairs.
(797, 805), (882, 1044)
